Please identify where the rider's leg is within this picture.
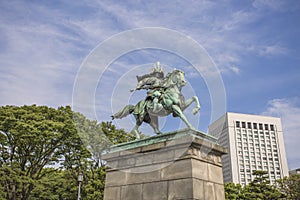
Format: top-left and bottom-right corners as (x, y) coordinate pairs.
(153, 97), (162, 112)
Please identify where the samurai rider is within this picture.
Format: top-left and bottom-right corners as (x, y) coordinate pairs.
(130, 62), (165, 113)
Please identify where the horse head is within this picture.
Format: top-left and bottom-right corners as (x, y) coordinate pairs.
(165, 69), (186, 88)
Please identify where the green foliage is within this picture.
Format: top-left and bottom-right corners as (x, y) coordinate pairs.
(0, 105), (90, 199)
(244, 170), (284, 200)
(224, 182), (243, 200)
(73, 112), (136, 168)
(0, 105), (135, 200)
(276, 174), (300, 199)
(83, 166), (106, 200)
(225, 170), (285, 200)
(29, 168), (74, 200)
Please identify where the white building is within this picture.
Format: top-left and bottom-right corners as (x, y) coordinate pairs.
(208, 112), (289, 185)
(289, 168), (300, 175)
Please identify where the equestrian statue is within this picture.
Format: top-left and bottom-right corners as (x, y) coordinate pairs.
(112, 62), (201, 139)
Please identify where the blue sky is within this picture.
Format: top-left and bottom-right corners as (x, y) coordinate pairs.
(1, 0), (300, 169)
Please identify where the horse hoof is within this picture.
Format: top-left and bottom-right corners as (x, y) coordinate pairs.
(192, 108), (200, 115)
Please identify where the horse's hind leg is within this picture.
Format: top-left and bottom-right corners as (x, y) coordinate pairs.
(149, 115), (162, 135)
(131, 119), (142, 140)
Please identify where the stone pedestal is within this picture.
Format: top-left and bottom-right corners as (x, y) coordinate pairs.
(102, 129), (227, 200)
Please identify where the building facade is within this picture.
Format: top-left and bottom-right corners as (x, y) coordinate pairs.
(289, 168), (300, 175)
(208, 112), (289, 185)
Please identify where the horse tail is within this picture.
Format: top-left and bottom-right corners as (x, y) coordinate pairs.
(111, 104), (135, 120)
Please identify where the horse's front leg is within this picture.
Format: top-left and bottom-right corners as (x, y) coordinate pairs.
(172, 105), (196, 130)
(182, 96), (200, 115)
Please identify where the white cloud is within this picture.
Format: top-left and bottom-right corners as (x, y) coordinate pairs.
(0, 0), (297, 119)
(262, 98), (300, 170)
(252, 0), (293, 12)
(259, 44), (288, 56)
(229, 66), (240, 75)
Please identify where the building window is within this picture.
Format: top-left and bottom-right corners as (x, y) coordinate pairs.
(247, 122), (252, 129)
(259, 123), (263, 130)
(265, 124), (269, 130)
(259, 131), (264, 135)
(242, 122), (246, 128)
(270, 124), (275, 131)
(236, 121), (240, 128)
(271, 132), (275, 136)
(253, 123), (257, 129)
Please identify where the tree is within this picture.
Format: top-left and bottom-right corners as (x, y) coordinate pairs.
(0, 105), (137, 200)
(73, 113), (136, 168)
(276, 174), (300, 199)
(243, 170), (284, 200)
(0, 105), (91, 200)
(225, 171), (286, 200)
(224, 182), (243, 200)
(72, 116), (136, 199)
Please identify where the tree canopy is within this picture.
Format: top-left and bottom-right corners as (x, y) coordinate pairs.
(276, 174), (300, 199)
(224, 170), (300, 200)
(0, 105), (135, 200)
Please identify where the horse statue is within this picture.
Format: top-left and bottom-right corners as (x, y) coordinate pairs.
(112, 64), (200, 139)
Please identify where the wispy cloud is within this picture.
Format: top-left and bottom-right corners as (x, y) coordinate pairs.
(258, 44), (288, 56)
(262, 98), (300, 170)
(252, 0), (299, 12)
(0, 0), (299, 168)
(1, 0), (295, 109)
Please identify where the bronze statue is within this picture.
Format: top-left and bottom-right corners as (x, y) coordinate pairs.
(112, 62), (200, 139)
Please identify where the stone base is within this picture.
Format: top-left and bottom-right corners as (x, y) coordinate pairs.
(102, 129), (227, 200)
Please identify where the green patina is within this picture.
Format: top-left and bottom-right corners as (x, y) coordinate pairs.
(108, 128), (217, 153)
(112, 62), (201, 140)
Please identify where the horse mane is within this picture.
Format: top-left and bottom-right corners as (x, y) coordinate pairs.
(162, 69), (184, 88)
